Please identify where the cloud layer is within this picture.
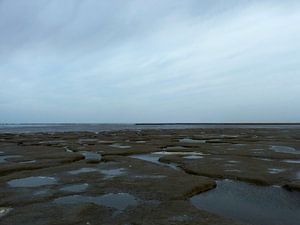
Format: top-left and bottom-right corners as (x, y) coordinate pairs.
(1, 0), (300, 123)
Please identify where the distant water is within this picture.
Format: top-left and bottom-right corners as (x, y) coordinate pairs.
(0, 123), (300, 133)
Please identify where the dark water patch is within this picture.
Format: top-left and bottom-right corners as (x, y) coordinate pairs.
(60, 183), (89, 193)
(191, 180), (300, 225)
(8, 176), (57, 188)
(53, 193), (138, 211)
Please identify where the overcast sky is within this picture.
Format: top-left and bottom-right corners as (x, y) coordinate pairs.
(0, 0), (300, 123)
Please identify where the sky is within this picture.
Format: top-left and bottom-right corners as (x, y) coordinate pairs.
(0, 0), (300, 123)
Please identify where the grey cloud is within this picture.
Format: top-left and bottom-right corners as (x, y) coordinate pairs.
(0, 0), (300, 123)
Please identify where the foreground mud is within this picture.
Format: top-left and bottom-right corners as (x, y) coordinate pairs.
(0, 128), (299, 225)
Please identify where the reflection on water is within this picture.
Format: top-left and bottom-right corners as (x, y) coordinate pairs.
(0, 207), (12, 218)
(8, 176), (57, 187)
(109, 143), (131, 149)
(179, 138), (206, 144)
(282, 159), (300, 164)
(60, 183), (89, 193)
(191, 180), (300, 225)
(271, 145), (299, 154)
(100, 168), (126, 179)
(0, 155), (22, 163)
(54, 193), (138, 211)
(183, 155), (203, 159)
(81, 151), (102, 161)
(130, 154), (179, 171)
(68, 167), (98, 175)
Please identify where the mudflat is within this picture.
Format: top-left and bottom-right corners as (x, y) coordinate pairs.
(0, 128), (300, 225)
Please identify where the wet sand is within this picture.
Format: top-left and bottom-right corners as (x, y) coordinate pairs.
(0, 128), (300, 224)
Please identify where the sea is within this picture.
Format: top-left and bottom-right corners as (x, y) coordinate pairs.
(0, 123), (300, 133)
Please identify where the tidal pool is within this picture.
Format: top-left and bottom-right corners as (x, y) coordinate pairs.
(60, 183), (89, 193)
(109, 143), (131, 149)
(0, 155), (22, 163)
(271, 145), (299, 154)
(7, 176), (57, 188)
(130, 154), (179, 171)
(0, 207), (12, 218)
(282, 159), (300, 164)
(54, 193), (138, 211)
(152, 151), (205, 156)
(179, 138), (206, 144)
(100, 168), (126, 179)
(68, 167), (98, 175)
(190, 180), (300, 225)
(81, 151), (102, 161)
(183, 155), (203, 159)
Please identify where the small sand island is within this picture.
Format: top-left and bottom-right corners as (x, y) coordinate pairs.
(0, 126), (300, 225)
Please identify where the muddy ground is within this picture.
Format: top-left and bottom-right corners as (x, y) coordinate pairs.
(0, 128), (299, 225)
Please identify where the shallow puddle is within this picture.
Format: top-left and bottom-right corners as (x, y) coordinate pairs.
(8, 176), (57, 188)
(191, 180), (300, 225)
(34, 189), (49, 196)
(268, 168), (285, 174)
(153, 151), (205, 156)
(282, 159), (300, 164)
(79, 138), (99, 142)
(179, 138), (206, 144)
(0, 207), (12, 218)
(39, 140), (66, 144)
(19, 160), (36, 164)
(0, 155), (22, 163)
(134, 175), (166, 179)
(163, 146), (188, 151)
(100, 168), (126, 179)
(54, 193), (138, 211)
(81, 151), (102, 161)
(68, 167), (98, 175)
(60, 183), (89, 193)
(109, 143), (131, 149)
(170, 215), (193, 222)
(183, 155), (203, 159)
(271, 146), (299, 154)
(130, 154), (179, 171)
